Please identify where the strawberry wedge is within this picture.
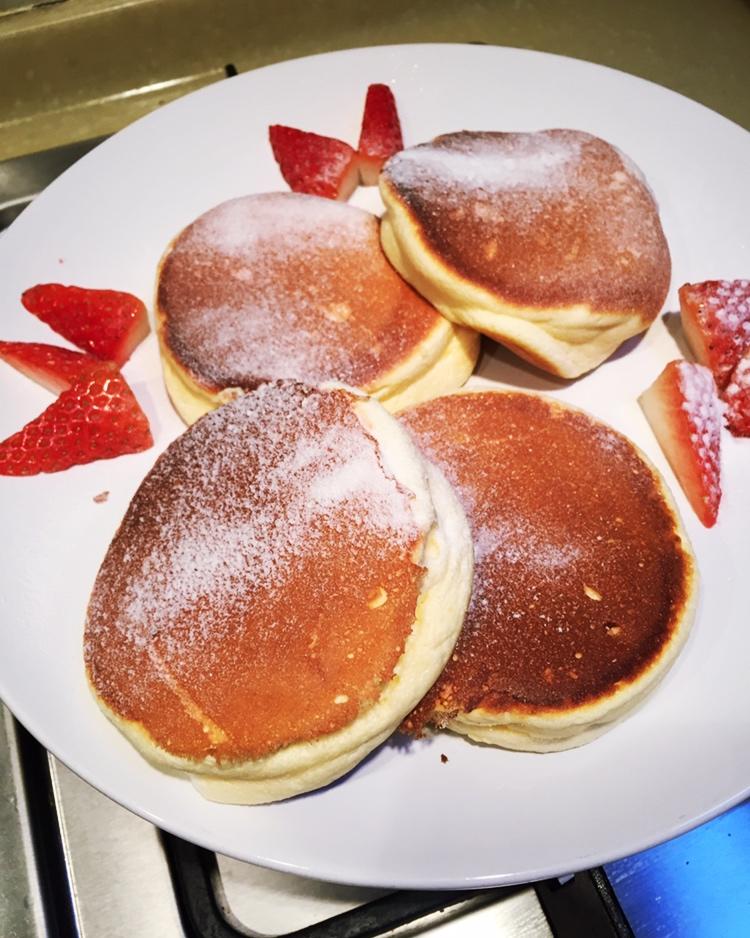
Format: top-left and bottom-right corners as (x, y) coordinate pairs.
(724, 352), (750, 437)
(268, 125), (360, 201)
(0, 340), (100, 394)
(639, 360), (723, 527)
(357, 83), (403, 185)
(21, 283), (150, 367)
(0, 363), (153, 476)
(679, 279), (750, 390)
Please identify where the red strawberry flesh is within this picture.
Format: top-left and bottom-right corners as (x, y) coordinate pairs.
(0, 363), (153, 476)
(639, 360), (722, 527)
(357, 83), (403, 185)
(268, 125), (359, 201)
(357, 85), (404, 186)
(679, 279), (750, 390)
(723, 351), (750, 437)
(21, 284), (150, 366)
(0, 340), (100, 394)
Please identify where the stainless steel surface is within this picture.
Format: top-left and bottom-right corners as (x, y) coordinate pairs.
(385, 891), (551, 937)
(217, 855), (389, 933)
(51, 758), (184, 938)
(219, 856), (552, 935)
(0, 706), (45, 938)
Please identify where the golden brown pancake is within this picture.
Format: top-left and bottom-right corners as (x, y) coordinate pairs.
(156, 192), (479, 424)
(380, 130), (671, 378)
(84, 382), (473, 802)
(401, 390), (696, 751)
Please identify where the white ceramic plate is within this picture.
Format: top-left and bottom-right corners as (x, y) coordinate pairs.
(1, 44), (748, 889)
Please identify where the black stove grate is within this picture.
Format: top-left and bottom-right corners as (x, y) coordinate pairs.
(162, 829), (633, 938)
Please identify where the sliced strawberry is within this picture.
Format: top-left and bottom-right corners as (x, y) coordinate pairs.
(639, 360), (723, 527)
(268, 125), (360, 201)
(0, 363), (153, 476)
(0, 340), (100, 394)
(723, 351), (750, 437)
(357, 83), (403, 185)
(21, 284), (150, 367)
(679, 279), (750, 390)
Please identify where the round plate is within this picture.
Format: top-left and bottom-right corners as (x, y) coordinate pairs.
(0, 44), (748, 889)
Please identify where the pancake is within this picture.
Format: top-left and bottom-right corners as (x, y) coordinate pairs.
(380, 130), (671, 379)
(401, 390), (696, 751)
(156, 192), (479, 424)
(84, 382), (473, 803)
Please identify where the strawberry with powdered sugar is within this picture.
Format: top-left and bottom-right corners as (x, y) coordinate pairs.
(679, 279), (750, 390)
(724, 352), (750, 437)
(639, 360), (723, 528)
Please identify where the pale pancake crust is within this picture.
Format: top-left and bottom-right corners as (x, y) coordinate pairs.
(401, 391), (696, 749)
(381, 130), (671, 378)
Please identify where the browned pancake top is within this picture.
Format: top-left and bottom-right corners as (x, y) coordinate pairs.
(383, 129), (670, 317)
(158, 192), (443, 393)
(401, 392), (691, 729)
(85, 383), (425, 764)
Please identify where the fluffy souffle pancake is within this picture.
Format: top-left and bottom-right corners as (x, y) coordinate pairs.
(401, 391), (696, 751)
(156, 192), (479, 424)
(380, 130), (671, 378)
(84, 382), (472, 803)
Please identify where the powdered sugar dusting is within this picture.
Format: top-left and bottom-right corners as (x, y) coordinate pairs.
(190, 193), (370, 258)
(383, 129), (670, 315)
(677, 361), (723, 506)
(710, 280), (750, 356)
(682, 279), (750, 388)
(472, 515), (581, 582)
(726, 353), (750, 394)
(387, 131), (583, 193)
(88, 384), (423, 666)
(401, 391), (689, 728)
(440, 467), (584, 627)
(723, 350), (750, 436)
(173, 302), (359, 386)
(160, 192), (439, 390)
